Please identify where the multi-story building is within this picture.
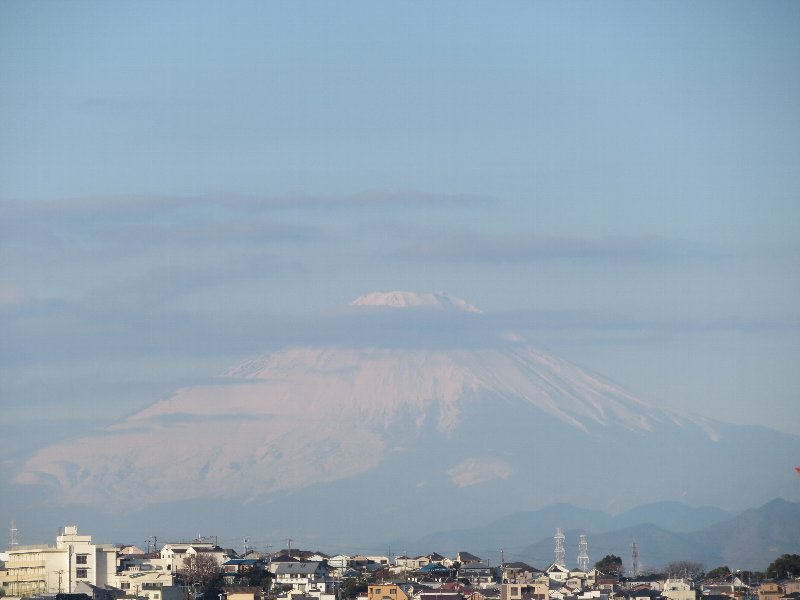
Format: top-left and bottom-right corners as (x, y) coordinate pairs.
(273, 561), (329, 593)
(2, 525), (116, 597)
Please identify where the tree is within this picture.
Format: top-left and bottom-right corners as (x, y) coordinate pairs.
(665, 561), (705, 580)
(595, 555), (623, 576)
(706, 566), (731, 580)
(180, 553), (221, 592)
(340, 576), (369, 599)
(766, 554), (800, 579)
(239, 566), (273, 590)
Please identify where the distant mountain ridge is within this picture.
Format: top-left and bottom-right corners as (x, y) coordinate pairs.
(400, 498), (798, 571)
(390, 501), (733, 561)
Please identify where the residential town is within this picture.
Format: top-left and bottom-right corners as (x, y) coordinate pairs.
(2, 526), (798, 600)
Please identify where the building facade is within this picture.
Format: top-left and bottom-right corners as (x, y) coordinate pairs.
(2, 526), (116, 597)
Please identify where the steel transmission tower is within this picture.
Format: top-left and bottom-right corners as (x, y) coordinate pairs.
(577, 534), (589, 572)
(554, 528), (566, 566)
(631, 542), (640, 577)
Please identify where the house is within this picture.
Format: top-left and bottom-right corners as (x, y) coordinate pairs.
(565, 573), (587, 590)
(224, 585), (263, 600)
(704, 584), (735, 598)
(503, 563), (543, 584)
(461, 562), (496, 588)
(758, 583), (785, 600)
(368, 583), (411, 600)
(415, 562), (451, 582)
(624, 577), (663, 591)
(546, 565), (571, 584)
(502, 581), (550, 600)
(222, 559), (264, 584)
(160, 543), (226, 573)
(273, 561), (329, 593)
(224, 559), (263, 574)
(785, 580), (800, 595)
(620, 589), (663, 600)
(661, 579), (694, 600)
(457, 553), (484, 566)
(114, 565), (176, 600)
(2, 525), (117, 597)
(73, 581), (126, 600)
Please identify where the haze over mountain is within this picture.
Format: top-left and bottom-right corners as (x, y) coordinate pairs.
(513, 498), (800, 572)
(9, 292), (799, 546)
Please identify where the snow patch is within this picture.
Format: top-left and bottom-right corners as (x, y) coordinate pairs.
(447, 458), (515, 487)
(350, 291), (482, 313)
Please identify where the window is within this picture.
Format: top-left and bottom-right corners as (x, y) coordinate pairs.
(76, 555), (89, 565)
(76, 569), (88, 579)
(121, 583), (131, 590)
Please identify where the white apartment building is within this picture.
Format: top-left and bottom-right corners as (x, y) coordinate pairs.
(2, 525), (116, 597)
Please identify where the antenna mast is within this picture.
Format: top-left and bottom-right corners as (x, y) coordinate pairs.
(554, 528), (566, 566)
(577, 534), (589, 572)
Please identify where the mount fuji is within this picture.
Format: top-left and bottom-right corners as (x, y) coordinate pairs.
(11, 292), (799, 543)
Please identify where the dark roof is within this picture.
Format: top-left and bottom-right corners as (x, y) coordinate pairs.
(462, 562), (491, 571)
(504, 562), (539, 572)
(274, 561), (326, 575)
(418, 563), (450, 573)
(271, 553), (300, 563)
(458, 552), (483, 563)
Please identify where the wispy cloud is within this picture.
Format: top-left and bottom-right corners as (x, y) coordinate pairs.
(3, 298), (796, 366)
(2, 189), (490, 221)
(400, 232), (718, 263)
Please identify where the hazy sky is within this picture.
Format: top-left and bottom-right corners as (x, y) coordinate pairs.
(1, 1), (799, 437)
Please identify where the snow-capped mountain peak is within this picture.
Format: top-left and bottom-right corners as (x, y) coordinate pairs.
(349, 290), (483, 313)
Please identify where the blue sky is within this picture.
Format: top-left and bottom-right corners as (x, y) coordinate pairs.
(1, 1), (799, 436)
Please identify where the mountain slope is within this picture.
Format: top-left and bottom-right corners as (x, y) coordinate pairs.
(9, 292), (800, 543)
(394, 502), (733, 557)
(516, 499), (800, 571)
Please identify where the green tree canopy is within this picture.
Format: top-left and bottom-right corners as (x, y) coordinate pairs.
(766, 554), (800, 579)
(706, 566), (731, 579)
(595, 555), (623, 575)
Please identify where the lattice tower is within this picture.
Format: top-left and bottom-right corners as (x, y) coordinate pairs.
(631, 542), (640, 577)
(554, 528), (566, 566)
(577, 534), (589, 572)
